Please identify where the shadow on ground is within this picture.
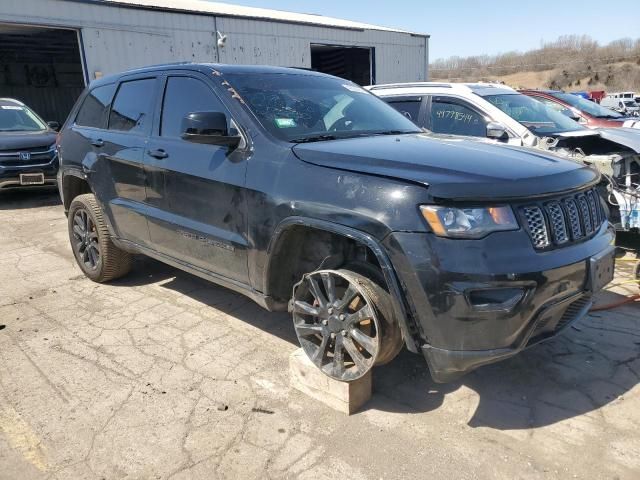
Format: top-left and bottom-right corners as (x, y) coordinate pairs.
(0, 188), (61, 210)
(110, 255), (640, 432)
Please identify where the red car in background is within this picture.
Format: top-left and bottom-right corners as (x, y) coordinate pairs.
(519, 89), (640, 129)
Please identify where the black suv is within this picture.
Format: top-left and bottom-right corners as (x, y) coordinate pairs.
(1, 98), (60, 190)
(57, 64), (615, 383)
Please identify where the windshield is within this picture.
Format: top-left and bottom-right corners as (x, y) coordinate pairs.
(550, 92), (624, 119)
(623, 101), (638, 107)
(483, 93), (583, 135)
(224, 73), (420, 142)
(0, 104), (47, 132)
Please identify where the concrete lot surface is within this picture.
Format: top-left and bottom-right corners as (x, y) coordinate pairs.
(1, 189), (639, 480)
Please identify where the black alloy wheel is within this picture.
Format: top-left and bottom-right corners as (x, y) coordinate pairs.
(292, 269), (388, 382)
(71, 208), (101, 271)
(67, 193), (131, 282)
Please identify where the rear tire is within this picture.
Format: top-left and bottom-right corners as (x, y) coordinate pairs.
(68, 193), (131, 282)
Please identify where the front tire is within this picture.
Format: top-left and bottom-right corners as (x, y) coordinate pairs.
(291, 268), (402, 382)
(68, 193), (131, 282)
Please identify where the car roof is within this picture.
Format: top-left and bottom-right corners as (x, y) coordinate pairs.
(89, 62), (332, 88)
(366, 82), (518, 97)
(0, 98), (25, 107)
(519, 89), (563, 94)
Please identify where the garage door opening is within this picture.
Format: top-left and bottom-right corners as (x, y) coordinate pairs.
(310, 44), (374, 86)
(0, 24), (85, 124)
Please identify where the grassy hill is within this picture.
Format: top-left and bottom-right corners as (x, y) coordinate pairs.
(430, 36), (640, 92)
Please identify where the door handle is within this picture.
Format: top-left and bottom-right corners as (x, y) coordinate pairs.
(148, 149), (169, 159)
(90, 138), (104, 147)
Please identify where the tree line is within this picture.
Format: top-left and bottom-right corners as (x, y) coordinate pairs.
(429, 35), (640, 90)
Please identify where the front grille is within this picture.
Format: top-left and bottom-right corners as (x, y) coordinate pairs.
(564, 199), (583, 239)
(520, 188), (604, 250)
(522, 206), (550, 248)
(0, 148), (56, 167)
(547, 202), (568, 244)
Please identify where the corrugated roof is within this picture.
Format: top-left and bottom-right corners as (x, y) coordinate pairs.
(96, 0), (424, 35)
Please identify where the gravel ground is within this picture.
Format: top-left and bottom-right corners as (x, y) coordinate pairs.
(0, 189), (639, 480)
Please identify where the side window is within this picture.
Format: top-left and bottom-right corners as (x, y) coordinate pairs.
(108, 78), (156, 133)
(161, 76), (226, 138)
(75, 84), (116, 128)
(385, 98), (422, 124)
(430, 98), (487, 137)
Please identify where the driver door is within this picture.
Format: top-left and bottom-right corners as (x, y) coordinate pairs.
(144, 72), (250, 283)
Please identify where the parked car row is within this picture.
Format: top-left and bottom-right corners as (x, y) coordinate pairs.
(51, 64), (617, 383)
(519, 89), (640, 128)
(600, 97), (640, 116)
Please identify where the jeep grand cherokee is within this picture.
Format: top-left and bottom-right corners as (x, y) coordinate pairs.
(57, 64), (615, 383)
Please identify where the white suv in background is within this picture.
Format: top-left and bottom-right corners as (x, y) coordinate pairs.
(366, 82), (640, 154)
(366, 82), (583, 148)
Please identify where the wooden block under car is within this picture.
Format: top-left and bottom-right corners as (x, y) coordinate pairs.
(289, 348), (372, 415)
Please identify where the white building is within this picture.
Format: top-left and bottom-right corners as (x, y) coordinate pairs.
(0, 0), (429, 122)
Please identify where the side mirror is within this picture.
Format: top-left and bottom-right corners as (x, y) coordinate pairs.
(181, 111), (241, 148)
(486, 121), (509, 141)
(47, 121), (60, 132)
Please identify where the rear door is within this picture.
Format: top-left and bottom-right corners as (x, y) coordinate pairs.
(144, 72), (250, 283)
(94, 75), (159, 246)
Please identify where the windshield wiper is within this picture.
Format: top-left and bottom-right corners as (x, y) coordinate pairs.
(290, 134), (338, 143)
(367, 129), (419, 136)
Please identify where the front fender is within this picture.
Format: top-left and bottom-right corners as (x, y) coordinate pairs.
(265, 216), (420, 353)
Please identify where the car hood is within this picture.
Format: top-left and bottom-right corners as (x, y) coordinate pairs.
(0, 130), (56, 151)
(292, 133), (598, 201)
(595, 127), (640, 152)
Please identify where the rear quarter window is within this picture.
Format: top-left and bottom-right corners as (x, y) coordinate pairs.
(75, 84), (116, 128)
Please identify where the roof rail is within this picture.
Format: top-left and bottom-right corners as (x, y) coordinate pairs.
(368, 82), (453, 90)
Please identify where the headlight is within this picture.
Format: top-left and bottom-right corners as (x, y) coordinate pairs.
(420, 205), (518, 239)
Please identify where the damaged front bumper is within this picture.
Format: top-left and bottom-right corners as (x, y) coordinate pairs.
(383, 224), (615, 383)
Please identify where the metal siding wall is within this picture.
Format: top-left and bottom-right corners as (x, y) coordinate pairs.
(0, 0), (427, 83)
(215, 17), (426, 83)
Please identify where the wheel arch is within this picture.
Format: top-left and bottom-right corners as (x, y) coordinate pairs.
(264, 216), (420, 352)
(61, 170), (93, 213)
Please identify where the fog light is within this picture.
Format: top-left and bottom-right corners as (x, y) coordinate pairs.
(467, 288), (525, 311)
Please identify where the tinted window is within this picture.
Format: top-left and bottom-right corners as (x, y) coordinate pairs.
(430, 99), (487, 136)
(161, 77), (225, 137)
(386, 99), (422, 123)
(224, 73), (420, 142)
(108, 79), (155, 133)
(75, 84), (116, 128)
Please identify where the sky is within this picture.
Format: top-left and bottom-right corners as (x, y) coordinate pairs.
(213, 0), (639, 61)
